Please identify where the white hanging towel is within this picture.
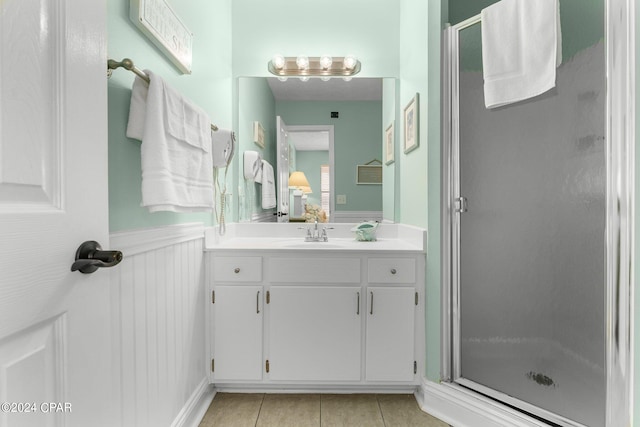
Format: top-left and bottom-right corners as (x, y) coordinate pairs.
(126, 70), (214, 212)
(261, 160), (277, 209)
(481, 0), (562, 109)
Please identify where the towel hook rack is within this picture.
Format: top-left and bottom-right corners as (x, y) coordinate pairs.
(107, 57), (219, 131)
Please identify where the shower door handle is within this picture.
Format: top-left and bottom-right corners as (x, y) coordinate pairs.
(455, 197), (468, 213)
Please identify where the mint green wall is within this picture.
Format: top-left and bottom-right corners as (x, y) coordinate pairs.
(382, 79), (398, 222)
(635, 0), (640, 420)
(296, 151), (329, 207)
(107, 0), (233, 232)
(237, 78), (277, 221)
(276, 101), (383, 212)
(232, 0), (400, 78)
(398, 0), (443, 382)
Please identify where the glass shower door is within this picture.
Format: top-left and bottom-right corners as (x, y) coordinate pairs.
(453, 17), (606, 427)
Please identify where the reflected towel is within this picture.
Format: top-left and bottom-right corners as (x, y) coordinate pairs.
(481, 0), (562, 108)
(261, 160), (276, 209)
(126, 70), (214, 212)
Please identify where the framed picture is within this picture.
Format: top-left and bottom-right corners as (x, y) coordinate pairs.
(130, 0), (193, 74)
(356, 165), (382, 185)
(384, 121), (395, 165)
(253, 121), (265, 148)
(403, 93), (419, 154)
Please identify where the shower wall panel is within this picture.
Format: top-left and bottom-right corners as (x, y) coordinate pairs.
(457, 33), (606, 426)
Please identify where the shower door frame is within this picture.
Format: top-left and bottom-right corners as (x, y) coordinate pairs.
(441, 0), (635, 425)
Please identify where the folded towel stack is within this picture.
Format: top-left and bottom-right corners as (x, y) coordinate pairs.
(126, 70), (214, 213)
(481, 0), (562, 109)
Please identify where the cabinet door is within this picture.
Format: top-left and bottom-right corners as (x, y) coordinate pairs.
(269, 286), (361, 381)
(366, 287), (415, 381)
(212, 285), (263, 381)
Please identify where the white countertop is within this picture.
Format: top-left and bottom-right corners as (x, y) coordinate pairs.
(205, 223), (426, 253)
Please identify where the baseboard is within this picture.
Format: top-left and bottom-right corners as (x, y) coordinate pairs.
(416, 379), (549, 427)
(171, 379), (216, 427)
(213, 384), (417, 394)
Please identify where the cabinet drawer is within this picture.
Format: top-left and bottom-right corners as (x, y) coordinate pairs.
(213, 256), (262, 282)
(367, 258), (415, 284)
(270, 257), (361, 283)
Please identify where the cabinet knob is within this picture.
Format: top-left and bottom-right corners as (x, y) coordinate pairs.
(390, 268), (397, 275)
(234, 267), (241, 274)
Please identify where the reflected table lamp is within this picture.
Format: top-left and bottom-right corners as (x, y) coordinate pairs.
(289, 171), (312, 217)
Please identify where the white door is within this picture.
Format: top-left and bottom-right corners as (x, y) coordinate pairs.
(212, 285), (263, 381)
(268, 286), (361, 381)
(365, 287), (415, 381)
(275, 116), (289, 222)
(0, 1), (113, 426)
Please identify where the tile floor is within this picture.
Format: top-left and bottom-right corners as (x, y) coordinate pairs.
(199, 393), (450, 427)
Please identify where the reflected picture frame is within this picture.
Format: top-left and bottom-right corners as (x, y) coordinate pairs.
(385, 121), (395, 165)
(403, 93), (419, 154)
(253, 121), (265, 148)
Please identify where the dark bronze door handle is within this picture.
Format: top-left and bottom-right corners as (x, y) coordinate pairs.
(71, 241), (123, 274)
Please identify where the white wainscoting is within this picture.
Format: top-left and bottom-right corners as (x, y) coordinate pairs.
(331, 211), (383, 223)
(250, 211), (277, 222)
(109, 223), (213, 427)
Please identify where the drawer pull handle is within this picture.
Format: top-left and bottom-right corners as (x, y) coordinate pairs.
(257, 291), (260, 314)
(370, 291), (374, 315)
(390, 268), (397, 275)
(234, 267), (240, 274)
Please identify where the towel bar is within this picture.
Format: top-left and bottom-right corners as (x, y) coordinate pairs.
(107, 57), (219, 131)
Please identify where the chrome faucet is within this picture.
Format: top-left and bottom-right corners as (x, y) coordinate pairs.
(300, 219), (332, 242)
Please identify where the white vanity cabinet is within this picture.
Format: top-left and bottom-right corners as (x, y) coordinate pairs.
(268, 286), (361, 381)
(366, 258), (417, 381)
(268, 256), (362, 381)
(210, 256), (263, 381)
(206, 248), (424, 390)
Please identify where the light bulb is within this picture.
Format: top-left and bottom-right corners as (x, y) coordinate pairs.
(320, 76), (331, 82)
(299, 76), (310, 82)
(277, 76), (288, 82)
(343, 76), (353, 82)
(296, 55), (309, 70)
(272, 54), (285, 70)
(344, 55), (358, 70)
(319, 55), (333, 69)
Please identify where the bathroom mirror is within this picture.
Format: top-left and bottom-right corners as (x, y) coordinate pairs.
(237, 76), (397, 223)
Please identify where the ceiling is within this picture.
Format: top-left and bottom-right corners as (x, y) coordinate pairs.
(267, 77), (383, 101)
(289, 130), (330, 151)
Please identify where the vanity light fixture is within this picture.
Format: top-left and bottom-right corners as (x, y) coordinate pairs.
(296, 55), (310, 70)
(343, 55), (358, 70)
(268, 55), (361, 77)
(319, 55), (333, 69)
(271, 54), (286, 70)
